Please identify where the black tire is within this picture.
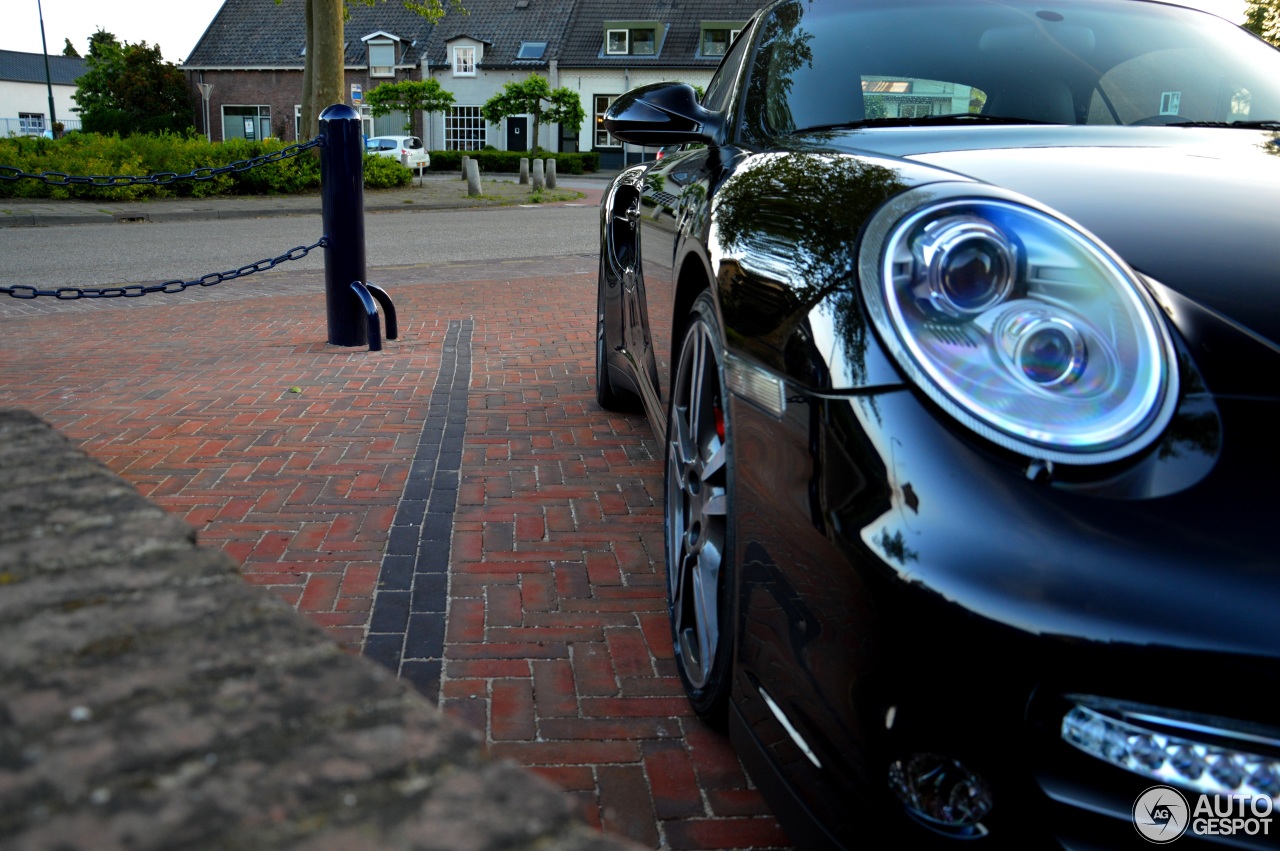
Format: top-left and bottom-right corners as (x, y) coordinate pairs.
(595, 255), (640, 411)
(665, 291), (734, 721)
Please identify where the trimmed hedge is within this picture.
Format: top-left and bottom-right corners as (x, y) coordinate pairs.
(0, 132), (416, 199)
(427, 149), (599, 175)
(362, 154), (414, 189)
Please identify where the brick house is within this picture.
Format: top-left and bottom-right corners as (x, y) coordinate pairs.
(184, 0), (440, 143)
(183, 0), (760, 167)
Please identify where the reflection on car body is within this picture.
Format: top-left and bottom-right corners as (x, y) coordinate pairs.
(594, 0), (1280, 847)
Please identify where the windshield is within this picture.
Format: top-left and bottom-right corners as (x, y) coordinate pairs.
(742, 0), (1280, 139)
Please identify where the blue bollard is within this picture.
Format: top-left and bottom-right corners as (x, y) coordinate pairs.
(319, 103), (369, 347)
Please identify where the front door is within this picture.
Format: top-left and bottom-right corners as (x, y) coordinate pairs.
(506, 116), (528, 152)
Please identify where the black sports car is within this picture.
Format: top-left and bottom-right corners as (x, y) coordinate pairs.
(595, 0), (1280, 847)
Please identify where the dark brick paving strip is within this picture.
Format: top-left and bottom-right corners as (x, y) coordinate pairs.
(365, 318), (472, 697)
(0, 252), (791, 851)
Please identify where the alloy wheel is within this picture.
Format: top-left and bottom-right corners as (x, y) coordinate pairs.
(666, 298), (730, 700)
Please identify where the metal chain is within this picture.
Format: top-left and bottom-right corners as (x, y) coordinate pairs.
(0, 137), (322, 188)
(0, 238), (328, 300)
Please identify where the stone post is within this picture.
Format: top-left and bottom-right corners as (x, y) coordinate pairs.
(466, 158), (482, 196)
(519, 157), (530, 185)
(546, 158), (557, 189)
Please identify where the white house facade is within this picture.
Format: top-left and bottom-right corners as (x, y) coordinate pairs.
(0, 50), (87, 137)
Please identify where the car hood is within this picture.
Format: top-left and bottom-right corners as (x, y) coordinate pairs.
(816, 126), (1280, 355)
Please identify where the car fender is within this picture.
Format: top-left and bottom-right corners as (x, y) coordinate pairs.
(701, 149), (955, 394)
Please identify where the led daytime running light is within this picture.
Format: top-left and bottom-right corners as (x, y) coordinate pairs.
(1062, 704), (1280, 801)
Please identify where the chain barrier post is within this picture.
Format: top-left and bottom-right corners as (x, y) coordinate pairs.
(319, 103), (369, 347)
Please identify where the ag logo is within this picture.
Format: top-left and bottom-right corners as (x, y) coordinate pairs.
(1134, 785), (1189, 843)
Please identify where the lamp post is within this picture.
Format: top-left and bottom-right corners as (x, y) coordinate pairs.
(199, 82), (214, 142)
(36, 0), (59, 138)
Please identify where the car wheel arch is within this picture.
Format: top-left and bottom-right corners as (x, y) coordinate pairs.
(668, 245), (720, 386)
(603, 182), (643, 277)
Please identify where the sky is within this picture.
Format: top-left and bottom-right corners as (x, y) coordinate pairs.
(0, 0), (1253, 65)
(2, 0), (228, 64)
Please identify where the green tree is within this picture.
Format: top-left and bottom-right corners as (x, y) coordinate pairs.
(61, 38), (80, 58)
(287, 0), (465, 143)
(1244, 0), (1280, 46)
(87, 29), (117, 54)
(481, 74), (586, 153)
(72, 33), (191, 136)
(366, 79), (455, 134)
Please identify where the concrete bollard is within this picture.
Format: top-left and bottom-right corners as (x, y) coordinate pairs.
(546, 158), (557, 189)
(519, 157), (530, 185)
(466, 158), (482, 196)
(532, 159), (546, 192)
(461, 155), (470, 180)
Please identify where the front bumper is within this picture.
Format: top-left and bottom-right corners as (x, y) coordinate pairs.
(724, 372), (1280, 849)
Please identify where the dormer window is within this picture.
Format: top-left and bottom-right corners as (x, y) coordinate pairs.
(605, 25), (659, 56)
(631, 29), (656, 55)
(606, 29), (629, 55)
(453, 45), (476, 75)
(700, 25), (743, 57)
(367, 37), (397, 77)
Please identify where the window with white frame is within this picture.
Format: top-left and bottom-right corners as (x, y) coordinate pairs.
(19, 113), (45, 135)
(594, 95), (620, 147)
(222, 105), (271, 141)
(453, 45), (476, 75)
(605, 27), (658, 56)
(368, 40), (396, 77)
(446, 106), (486, 150)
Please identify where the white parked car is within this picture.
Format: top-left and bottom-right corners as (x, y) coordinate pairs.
(364, 136), (430, 170)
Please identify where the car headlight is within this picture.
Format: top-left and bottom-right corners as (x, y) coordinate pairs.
(859, 185), (1179, 465)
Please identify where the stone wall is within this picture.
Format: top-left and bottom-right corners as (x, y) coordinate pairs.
(0, 408), (635, 851)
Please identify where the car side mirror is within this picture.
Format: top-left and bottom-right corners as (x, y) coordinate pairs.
(604, 82), (724, 147)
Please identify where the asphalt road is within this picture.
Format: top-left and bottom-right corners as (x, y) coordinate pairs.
(0, 203), (600, 288)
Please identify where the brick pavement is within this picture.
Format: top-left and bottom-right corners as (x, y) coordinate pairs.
(0, 250), (791, 851)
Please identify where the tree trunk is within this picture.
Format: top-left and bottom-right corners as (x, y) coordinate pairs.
(305, 0), (345, 140)
(300, 0), (314, 137)
(530, 106), (541, 153)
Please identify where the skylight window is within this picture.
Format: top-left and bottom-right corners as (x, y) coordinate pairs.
(517, 41), (547, 60)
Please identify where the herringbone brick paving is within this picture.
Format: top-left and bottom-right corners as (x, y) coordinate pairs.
(0, 254), (791, 850)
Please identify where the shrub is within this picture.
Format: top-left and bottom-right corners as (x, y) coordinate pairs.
(0, 133), (388, 199)
(362, 154), (413, 189)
